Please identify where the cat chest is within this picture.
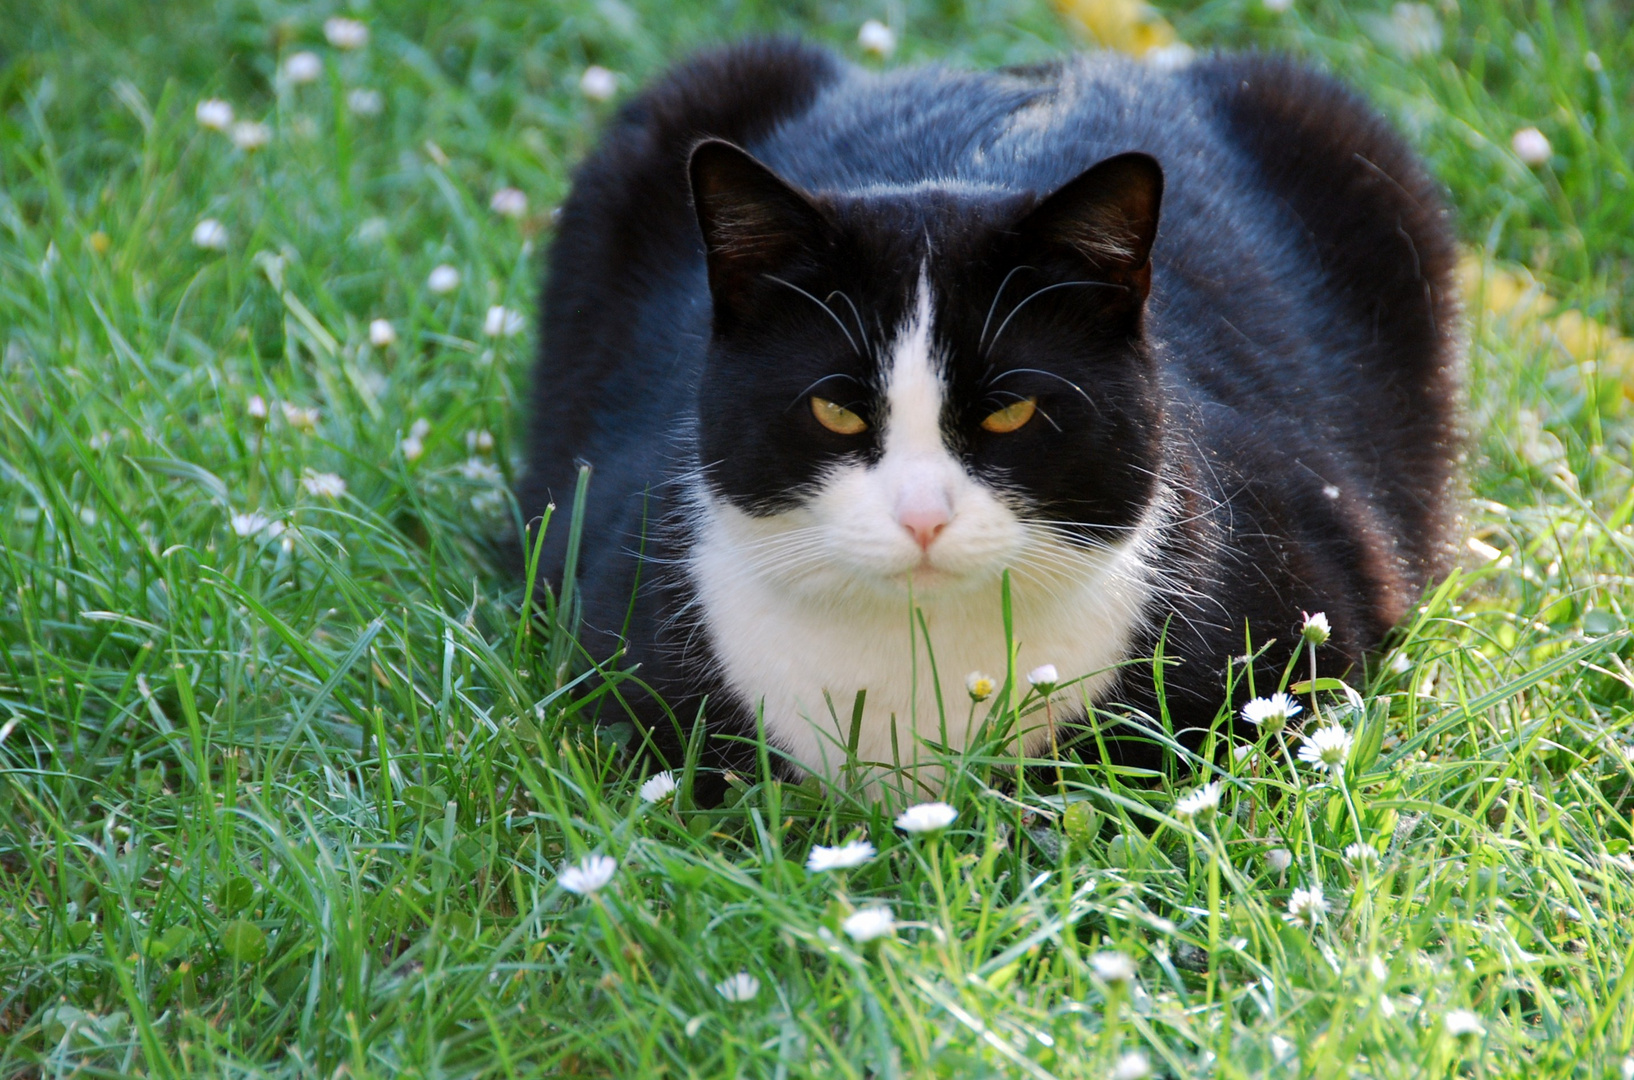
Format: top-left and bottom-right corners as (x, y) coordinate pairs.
(688, 552), (1152, 778)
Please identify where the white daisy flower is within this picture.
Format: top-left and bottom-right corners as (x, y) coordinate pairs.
(230, 121), (271, 151)
(191, 219), (228, 251)
(247, 394), (269, 422)
(282, 51), (323, 85)
(857, 20), (897, 58)
(323, 17), (369, 50)
(301, 472), (346, 499)
(427, 264), (460, 294)
(1026, 664), (1058, 691)
(490, 187), (529, 219)
(1297, 724), (1354, 774)
(1343, 842), (1380, 870)
(1111, 1050), (1152, 1080)
(196, 98), (234, 130)
(1173, 781), (1222, 824)
(714, 972), (760, 1002)
(400, 436), (425, 462)
(965, 671), (995, 701)
(230, 511), (274, 538)
(1091, 950), (1137, 984)
(806, 839), (875, 872)
(409, 418), (431, 440)
(1241, 692), (1301, 734)
(369, 319), (397, 347)
(281, 402), (319, 432)
(346, 88), (383, 117)
(1284, 884), (1327, 929)
(1512, 126), (1551, 166)
(1265, 847), (1293, 874)
(895, 801), (957, 834)
(1301, 610), (1331, 646)
(638, 771), (677, 803)
(458, 457), (502, 484)
(1443, 1008), (1484, 1038)
(483, 305), (525, 337)
(558, 853), (616, 895)
(579, 65), (617, 101)
(841, 907), (894, 943)
(466, 429), (495, 454)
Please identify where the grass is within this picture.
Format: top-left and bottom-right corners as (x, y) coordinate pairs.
(1, 0), (1632, 1075)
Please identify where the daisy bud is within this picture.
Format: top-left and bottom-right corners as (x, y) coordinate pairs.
(1511, 126), (1551, 166)
(1301, 610), (1331, 646)
(196, 98), (234, 130)
(579, 65), (617, 102)
(858, 20), (897, 58)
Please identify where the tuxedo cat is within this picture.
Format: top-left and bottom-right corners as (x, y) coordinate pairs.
(518, 39), (1461, 786)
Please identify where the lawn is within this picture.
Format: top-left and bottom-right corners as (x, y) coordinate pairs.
(2, 0), (1632, 1076)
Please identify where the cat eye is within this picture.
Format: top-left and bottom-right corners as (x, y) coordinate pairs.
(810, 396), (868, 435)
(980, 397), (1038, 434)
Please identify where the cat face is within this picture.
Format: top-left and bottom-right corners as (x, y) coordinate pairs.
(688, 141), (1165, 600)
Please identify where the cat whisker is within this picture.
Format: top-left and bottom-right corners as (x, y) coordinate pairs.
(766, 275), (862, 357)
(978, 264), (1034, 353)
(984, 280), (1126, 358)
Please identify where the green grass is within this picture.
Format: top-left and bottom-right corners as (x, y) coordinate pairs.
(2, 0), (1633, 1075)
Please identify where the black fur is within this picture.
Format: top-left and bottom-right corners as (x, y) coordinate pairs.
(518, 40), (1461, 779)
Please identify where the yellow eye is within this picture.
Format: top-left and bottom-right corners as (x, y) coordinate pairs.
(980, 397), (1037, 434)
(811, 396), (868, 435)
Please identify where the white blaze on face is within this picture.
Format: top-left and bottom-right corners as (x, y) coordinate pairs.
(878, 275), (956, 553)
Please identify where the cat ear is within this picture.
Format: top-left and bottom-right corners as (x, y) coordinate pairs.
(689, 139), (829, 315)
(1019, 152), (1163, 302)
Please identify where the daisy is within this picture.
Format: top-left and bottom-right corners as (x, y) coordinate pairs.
(282, 51), (323, 85)
(580, 65), (617, 101)
(490, 188), (529, 219)
(965, 671), (995, 701)
(1026, 664), (1058, 691)
(1301, 610), (1331, 646)
(1091, 950), (1137, 984)
(458, 458), (501, 485)
(1297, 724), (1354, 774)
(1512, 127), (1551, 166)
(806, 839), (875, 872)
(323, 17), (369, 50)
(714, 973), (760, 1002)
(346, 88), (383, 117)
(369, 319), (396, 347)
(282, 402), (319, 432)
(192, 219), (228, 251)
(1111, 1051), (1152, 1080)
(247, 394), (268, 422)
(558, 854), (615, 895)
(196, 99), (234, 130)
(1265, 848), (1293, 874)
(230, 511), (274, 538)
(1443, 1008), (1484, 1038)
(1343, 842), (1380, 870)
(466, 429), (495, 454)
(231, 121), (271, 151)
(301, 472), (346, 499)
(1284, 884), (1327, 929)
(895, 801), (957, 833)
(427, 264), (460, 294)
(638, 771), (677, 803)
(1241, 692), (1301, 735)
(484, 305), (525, 337)
(841, 907), (894, 943)
(857, 20), (897, 58)
(1173, 781), (1221, 824)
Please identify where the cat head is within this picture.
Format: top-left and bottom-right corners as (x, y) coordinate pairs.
(687, 138), (1166, 598)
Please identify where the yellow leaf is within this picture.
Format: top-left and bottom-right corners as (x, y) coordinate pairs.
(1054, 0), (1177, 55)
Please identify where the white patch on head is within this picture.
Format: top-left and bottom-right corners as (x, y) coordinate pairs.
(688, 268), (1163, 787)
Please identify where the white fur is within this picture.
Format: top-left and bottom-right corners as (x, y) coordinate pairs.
(687, 272), (1163, 783)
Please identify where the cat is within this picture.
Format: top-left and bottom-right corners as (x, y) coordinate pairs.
(517, 38), (1462, 792)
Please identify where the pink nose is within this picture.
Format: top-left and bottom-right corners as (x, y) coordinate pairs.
(899, 505), (950, 551)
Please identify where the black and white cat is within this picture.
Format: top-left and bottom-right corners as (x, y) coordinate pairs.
(518, 39), (1461, 786)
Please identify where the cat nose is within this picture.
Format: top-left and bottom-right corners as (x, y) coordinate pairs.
(897, 494), (951, 551)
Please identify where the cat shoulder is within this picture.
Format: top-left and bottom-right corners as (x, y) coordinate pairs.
(1189, 53), (1460, 357)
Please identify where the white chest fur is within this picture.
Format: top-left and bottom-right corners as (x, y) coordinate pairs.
(688, 500), (1160, 780)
